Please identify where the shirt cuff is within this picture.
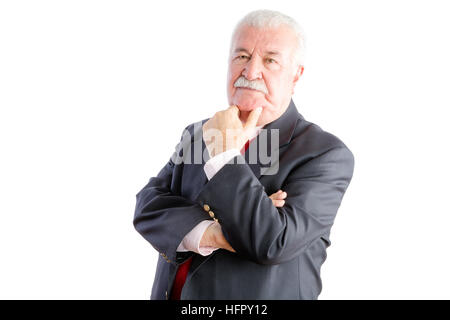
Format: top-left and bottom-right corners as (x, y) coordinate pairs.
(176, 220), (219, 256)
(203, 149), (241, 180)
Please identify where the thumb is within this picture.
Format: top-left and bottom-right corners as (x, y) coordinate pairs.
(244, 107), (262, 131)
(227, 105), (240, 117)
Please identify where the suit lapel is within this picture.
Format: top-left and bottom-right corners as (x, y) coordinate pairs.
(245, 99), (303, 179)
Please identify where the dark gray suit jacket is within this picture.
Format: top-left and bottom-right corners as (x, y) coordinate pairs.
(134, 100), (354, 300)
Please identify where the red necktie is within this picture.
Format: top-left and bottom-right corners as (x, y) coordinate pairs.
(170, 255), (193, 300)
(170, 140), (252, 300)
(241, 139), (250, 155)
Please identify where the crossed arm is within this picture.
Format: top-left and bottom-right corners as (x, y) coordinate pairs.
(199, 190), (288, 253)
(134, 146), (354, 265)
(133, 153), (289, 263)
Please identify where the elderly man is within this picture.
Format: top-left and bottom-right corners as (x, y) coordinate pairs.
(134, 10), (354, 300)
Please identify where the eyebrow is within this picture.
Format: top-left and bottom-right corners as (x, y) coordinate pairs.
(234, 48), (281, 56)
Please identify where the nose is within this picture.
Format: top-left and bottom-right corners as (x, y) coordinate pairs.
(242, 56), (262, 81)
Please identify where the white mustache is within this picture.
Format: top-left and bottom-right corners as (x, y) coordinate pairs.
(233, 76), (268, 95)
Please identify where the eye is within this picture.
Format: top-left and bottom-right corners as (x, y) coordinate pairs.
(266, 58), (276, 64)
(237, 55), (249, 60)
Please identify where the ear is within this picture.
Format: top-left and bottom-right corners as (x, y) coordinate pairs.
(292, 65), (304, 94)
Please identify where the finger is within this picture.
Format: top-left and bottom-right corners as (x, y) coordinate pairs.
(272, 199), (285, 207)
(223, 242), (236, 253)
(270, 191), (287, 200)
(278, 191), (287, 199)
(227, 105), (240, 117)
(269, 191), (280, 200)
(243, 106), (262, 131)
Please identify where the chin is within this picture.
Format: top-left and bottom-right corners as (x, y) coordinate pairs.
(237, 104), (259, 112)
(232, 92), (267, 112)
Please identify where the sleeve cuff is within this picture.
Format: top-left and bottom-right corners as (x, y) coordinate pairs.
(203, 149), (241, 180)
(176, 220), (219, 256)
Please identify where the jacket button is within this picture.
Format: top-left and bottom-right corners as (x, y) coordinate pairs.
(203, 204), (210, 212)
(208, 210), (215, 218)
(213, 218), (218, 223)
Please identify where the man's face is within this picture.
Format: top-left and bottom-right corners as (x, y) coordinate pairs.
(227, 24), (303, 126)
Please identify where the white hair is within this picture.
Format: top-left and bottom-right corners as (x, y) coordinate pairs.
(230, 9), (306, 66)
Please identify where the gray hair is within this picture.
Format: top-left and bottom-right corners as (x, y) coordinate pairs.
(230, 9), (306, 66)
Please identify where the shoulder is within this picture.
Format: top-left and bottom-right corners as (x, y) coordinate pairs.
(293, 117), (351, 149)
(181, 118), (209, 140)
(170, 118), (209, 163)
(289, 117), (354, 168)
(286, 118), (355, 182)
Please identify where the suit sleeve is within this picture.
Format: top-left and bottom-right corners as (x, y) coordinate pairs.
(133, 128), (211, 264)
(194, 146), (355, 265)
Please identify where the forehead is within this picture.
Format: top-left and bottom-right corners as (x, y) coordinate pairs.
(231, 24), (297, 55)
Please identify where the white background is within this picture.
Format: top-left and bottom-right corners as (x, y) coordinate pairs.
(1, 0), (449, 299)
